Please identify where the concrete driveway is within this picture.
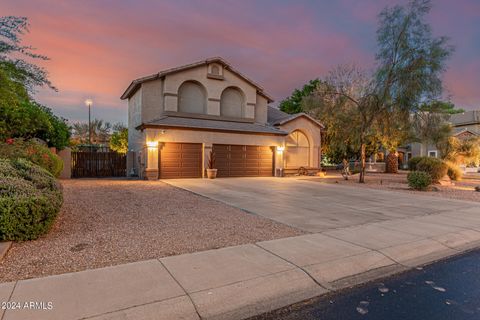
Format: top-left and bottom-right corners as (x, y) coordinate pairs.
(165, 177), (477, 233)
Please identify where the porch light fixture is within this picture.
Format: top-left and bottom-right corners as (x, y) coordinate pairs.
(146, 141), (158, 148)
(276, 146), (285, 152)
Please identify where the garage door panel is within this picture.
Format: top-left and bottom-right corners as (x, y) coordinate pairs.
(160, 143), (202, 179)
(213, 144), (273, 177)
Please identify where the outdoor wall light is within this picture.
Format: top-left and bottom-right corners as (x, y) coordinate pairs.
(146, 141), (158, 148)
(276, 146), (285, 152)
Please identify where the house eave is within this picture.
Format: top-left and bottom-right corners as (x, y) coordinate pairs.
(135, 123), (288, 136)
(275, 113), (325, 128)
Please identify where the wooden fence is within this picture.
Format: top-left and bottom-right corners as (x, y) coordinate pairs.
(71, 152), (126, 178)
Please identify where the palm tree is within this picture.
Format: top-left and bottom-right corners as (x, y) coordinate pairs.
(71, 119), (111, 145)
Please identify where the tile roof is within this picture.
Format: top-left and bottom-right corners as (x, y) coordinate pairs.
(267, 106), (290, 125)
(449, 110), (480, 126)
(267, 106), (324, 128)
(139, 116), (288, 135)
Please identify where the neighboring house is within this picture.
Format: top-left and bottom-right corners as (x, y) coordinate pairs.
(121, 57), (323, 179)
(450, 110), (480, 138)
(402, 110), (480, 162)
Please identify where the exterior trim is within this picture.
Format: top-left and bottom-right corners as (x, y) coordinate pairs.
(207, 73), (225, 80)
(208, 98), (221, 102)
(275, 113), (324, 128)
(246, 102), (256, 106)
(163, 92), (177, 97)
(453, 129), (479, 137)
(136, 124), (288, 136)
(163, 111), (254, 123)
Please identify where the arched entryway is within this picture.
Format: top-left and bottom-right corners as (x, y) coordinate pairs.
(285, 130), (310, 168)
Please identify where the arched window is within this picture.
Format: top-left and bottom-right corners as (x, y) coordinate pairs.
(178, 81), (206, 114)
(220, 87), (244, 118)
(285, 130), (310, 168)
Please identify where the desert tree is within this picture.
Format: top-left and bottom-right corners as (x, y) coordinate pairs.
(303, 0), (453, 182)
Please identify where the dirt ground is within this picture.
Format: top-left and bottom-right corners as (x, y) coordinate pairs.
(0, 179), (303, 282)
(313, 170), (480, 203)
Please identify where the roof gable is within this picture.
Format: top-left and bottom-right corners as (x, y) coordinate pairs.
(121, 57), (274, 102)
(267, 107), (324, 128)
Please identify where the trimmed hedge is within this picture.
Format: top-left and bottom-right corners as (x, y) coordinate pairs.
(0, 158), (63, 240)
(416, 157), (448, 183)
(409, 156), (448, 183)
(407, 171), (432, 191)
(0, 139), (63, 177)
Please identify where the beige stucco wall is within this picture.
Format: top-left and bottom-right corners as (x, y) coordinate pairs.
(146, 128), (284, 148)
(157, 65), (263, 121)
(410, 142), (440, 158)
(278, 117), (322, 168)
(255, 95), (268, 124)
(127, 88), (146, 177)
(141, 79), (164, 122)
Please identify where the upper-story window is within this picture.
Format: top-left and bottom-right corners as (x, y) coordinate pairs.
(220, 87), (244, 118)
(178, 81), (206, 114)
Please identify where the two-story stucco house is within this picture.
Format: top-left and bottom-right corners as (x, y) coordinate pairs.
(121, 57), (323, 179)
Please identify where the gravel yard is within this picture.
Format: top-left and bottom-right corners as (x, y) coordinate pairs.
(0, 179), (303, 282)
(311, 171), (480, 202)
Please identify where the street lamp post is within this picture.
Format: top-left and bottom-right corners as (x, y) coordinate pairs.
(85, 99), (93, 146)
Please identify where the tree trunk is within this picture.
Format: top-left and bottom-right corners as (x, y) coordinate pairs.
(359, 143), (366, 183)
(385, 151), (399, 173)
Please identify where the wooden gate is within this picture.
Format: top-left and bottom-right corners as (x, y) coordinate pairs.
(71, 152), (126, 178)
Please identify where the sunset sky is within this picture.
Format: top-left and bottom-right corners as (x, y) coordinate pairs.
(1, 0), (479, 124)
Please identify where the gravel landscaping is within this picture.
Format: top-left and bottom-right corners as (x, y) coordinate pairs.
(311, 171), (480, 202)
(0, 179), (304, 282)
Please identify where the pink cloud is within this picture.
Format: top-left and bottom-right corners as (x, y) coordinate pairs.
(0, 0), (478, 124)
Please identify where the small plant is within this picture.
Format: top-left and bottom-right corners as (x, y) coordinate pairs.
(207, 150), (216, 169)
(445, 161), (463, 181)
(416, 157), (448, 183)
(407, 171), (432, 191)
(206, 150), (217, 179)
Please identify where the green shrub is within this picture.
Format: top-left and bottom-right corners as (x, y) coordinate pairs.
(408, 156), (423, 171)
(407, 171), (432, 190)
(416, 157), (448, 183)
(0, 158), (62, 241)
(445, 161), (463, 181)
(0, 139), (63, 177)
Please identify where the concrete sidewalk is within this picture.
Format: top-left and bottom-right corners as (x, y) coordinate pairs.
(1, 206), (480, 320)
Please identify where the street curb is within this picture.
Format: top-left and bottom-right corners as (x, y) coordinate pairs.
(0, 241), (12, 262)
